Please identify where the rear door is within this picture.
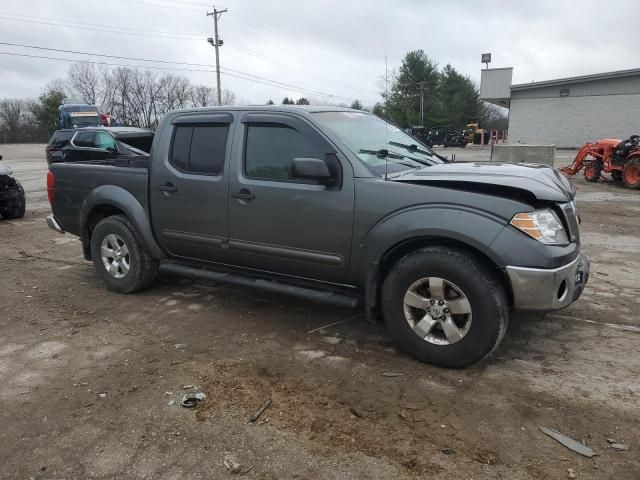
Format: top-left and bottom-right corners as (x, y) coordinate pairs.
(149, 113), (233, 262)
(226, 112), (355, 284)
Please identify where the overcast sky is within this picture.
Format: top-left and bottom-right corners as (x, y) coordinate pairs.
(0, 0), (637, 107)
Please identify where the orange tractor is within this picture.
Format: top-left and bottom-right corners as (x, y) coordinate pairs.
(560, 135), (640, 189)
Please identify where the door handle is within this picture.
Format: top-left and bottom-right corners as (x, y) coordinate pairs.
(159, 183), (178, 193)
(231, 189), (255, 201)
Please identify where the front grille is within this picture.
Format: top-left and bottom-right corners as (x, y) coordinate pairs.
(560, 202), (580, 244)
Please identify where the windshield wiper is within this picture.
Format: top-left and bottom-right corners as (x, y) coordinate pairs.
(388, 141), (449, 164)
(388, 141), (433, 157)
(358, 148), (418, 168)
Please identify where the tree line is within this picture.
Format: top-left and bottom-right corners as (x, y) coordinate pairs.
(0, 62), (235, 143)
(1, 52), (506, 143)
(378, 50), (507, 130)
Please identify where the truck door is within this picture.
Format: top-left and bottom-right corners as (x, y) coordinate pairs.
(226, 112), (355, 284)
(149, 113), (233, 263)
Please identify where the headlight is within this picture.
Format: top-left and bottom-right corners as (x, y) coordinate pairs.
(510, 210), (568, 245)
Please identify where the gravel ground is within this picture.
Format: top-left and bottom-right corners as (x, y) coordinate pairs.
(0, 144), (638, 479)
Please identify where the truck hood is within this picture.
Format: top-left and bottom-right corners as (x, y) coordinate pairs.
(393, 162), (574, 202)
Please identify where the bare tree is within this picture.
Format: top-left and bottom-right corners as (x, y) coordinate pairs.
(191, 85), (215, 107)
(219, 88), (236, 106)
(0, 99), (28, 142)
(67, 62), (103, 106)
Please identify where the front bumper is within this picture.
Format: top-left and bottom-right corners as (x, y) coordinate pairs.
(506, 253), (590, 310)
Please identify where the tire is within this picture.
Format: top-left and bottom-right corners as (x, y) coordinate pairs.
(584, 161), (602, 182)
(381, 246), (508, 368)
(0, 182), (25, 219)
(623, 158), (640, 189)
(611, 170), (623, 182)
(90, 214), (158, 293)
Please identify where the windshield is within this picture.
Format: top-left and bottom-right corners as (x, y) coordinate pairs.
(70, 112), (100, 128)
(312, 111), (443, 176)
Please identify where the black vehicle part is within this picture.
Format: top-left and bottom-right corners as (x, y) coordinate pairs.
(90, 214), (159, 293)
(0, 177), (26, 219)
(161, 263), (361, 309)
(584, 160), (602, 182)
(381, 246), (508, 368)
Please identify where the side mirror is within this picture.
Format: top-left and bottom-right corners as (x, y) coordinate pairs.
(291, 157), (333, 183)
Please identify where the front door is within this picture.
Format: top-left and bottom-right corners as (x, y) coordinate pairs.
(149, 113), (233, 262)
(227, 112), (355, 284)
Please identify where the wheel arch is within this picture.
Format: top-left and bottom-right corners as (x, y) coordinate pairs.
(364, 235), (513, 323)
(79, 185), (164, 260)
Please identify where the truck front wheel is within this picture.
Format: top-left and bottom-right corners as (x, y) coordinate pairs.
(91, 215), (159, 293)
(381, 246), (508, 368)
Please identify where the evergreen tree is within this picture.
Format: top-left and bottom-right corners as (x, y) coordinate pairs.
(350, 99), (363, 110)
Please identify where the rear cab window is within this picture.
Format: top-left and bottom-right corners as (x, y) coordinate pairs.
(170, 124), (229, 175)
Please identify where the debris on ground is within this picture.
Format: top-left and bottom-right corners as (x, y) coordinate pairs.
(349, 406), (366, 419)
(181, 384), (195, 389)
(539, 426), (594, 458)
(98, 393), (106, 398)
(180, 392), (206, 408)
(307, 313), (361, 334)
(174, 343), (187, 349)
(441, 448), (455, 455)
(224, 453), (242, 474)
(567, 467), (577, 478)
(382, 372), (405, 377)
(609, 443), (628, 451)
(249, 398), (272, 422)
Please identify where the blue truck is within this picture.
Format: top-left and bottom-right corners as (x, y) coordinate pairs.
(57, 99), (101, 129)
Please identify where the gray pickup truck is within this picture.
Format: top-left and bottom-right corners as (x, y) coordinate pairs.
(46, 106), (589, 368)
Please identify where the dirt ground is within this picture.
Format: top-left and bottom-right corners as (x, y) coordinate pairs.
(1, 144), (639, 479)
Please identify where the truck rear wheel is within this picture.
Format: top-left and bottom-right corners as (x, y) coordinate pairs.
(381, 246), (508, 368)
(623, 159), (640, 189)
(91, 214), (158, 293)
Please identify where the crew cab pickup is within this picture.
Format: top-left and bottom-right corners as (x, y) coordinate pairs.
(46, 106), (589, 368)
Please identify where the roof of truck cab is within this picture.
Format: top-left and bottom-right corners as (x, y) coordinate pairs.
(168, 105), (368, 114)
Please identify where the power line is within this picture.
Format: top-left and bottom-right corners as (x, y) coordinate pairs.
(0, 13), (378, 97)
(223, 16), (374, 84)
(0, 41), (378, 101)
(0, 14), (203, 40)
(0, 50), (376, 103)
(0, 11), (203, 37)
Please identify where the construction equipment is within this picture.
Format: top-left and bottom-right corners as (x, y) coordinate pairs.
(559, 136), (640, 189)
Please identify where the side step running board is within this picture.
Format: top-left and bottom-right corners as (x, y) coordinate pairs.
(160, 263), (361, 309)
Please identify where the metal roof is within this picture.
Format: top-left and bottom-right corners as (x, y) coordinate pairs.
(511, 68), (640, 91)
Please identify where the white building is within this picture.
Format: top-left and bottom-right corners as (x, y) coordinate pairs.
(480, 67), (640, 148)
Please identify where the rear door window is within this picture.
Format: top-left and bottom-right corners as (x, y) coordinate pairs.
(95, 131), (118, 151)
(170, 124), (229, 175)
(73, 131), (97, 148)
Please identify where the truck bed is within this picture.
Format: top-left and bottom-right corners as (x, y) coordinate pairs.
(49, 161), (150, 237)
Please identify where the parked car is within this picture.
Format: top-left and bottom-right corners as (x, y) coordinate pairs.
(0, 155), (26, 219)
(46, 106), (589, 368)
(426, 126), (467, 148)
(46, 127), (154, 165)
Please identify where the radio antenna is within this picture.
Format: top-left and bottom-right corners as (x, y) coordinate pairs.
(385, 54), (389, 181)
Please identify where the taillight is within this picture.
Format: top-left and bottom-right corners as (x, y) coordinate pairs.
(46, 170), (55, 204)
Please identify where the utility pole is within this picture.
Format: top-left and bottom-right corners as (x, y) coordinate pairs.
(416, 82), (427, 126)
(206, 6), (227, 105)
